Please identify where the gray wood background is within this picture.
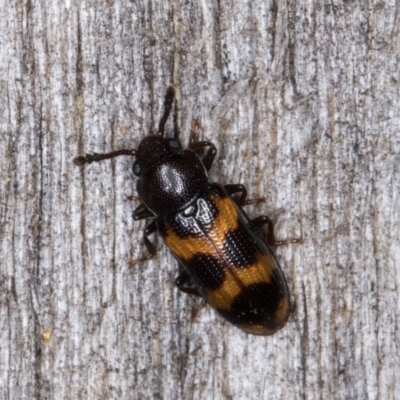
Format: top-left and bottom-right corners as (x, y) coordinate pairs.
(1, 1), (400, 399)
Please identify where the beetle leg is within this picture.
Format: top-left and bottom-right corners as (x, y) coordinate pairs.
(252, 215), (302, 247)
(129, 219), (158, 266)
(175, 270), (202, 296)
(191, 299), (207, 321)
(175, 270), (206, 320)
(132, 203), (154, 221)
(126, 194), (141, 202)
(189, 118), (201, 144)
(188, 120), (217, 171)
(224, 184), (266, 207)
(189, 140), (217, 171)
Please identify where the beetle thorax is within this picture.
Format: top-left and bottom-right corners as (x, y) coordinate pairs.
(137, 150), (210, 216)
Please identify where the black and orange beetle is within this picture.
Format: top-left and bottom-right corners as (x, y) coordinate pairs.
(74, 87), (299, 335)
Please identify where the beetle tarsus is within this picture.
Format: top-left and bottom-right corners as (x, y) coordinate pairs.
(252, 215), (301, 247)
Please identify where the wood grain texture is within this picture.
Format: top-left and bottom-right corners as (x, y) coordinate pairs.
(1, 1), (400, 399)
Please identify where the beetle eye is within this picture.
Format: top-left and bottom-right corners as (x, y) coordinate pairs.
(132, 161), (141, 176)
(166, 138), (181, 149)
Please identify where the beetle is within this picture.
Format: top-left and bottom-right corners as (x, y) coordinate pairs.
(74, 87), (299, 335)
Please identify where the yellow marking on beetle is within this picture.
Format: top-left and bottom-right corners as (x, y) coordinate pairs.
(240, 324), (274, 335)
(205, 253), (276, 310)
(164, 193), (240, 261)
(273, 296), (289, 325)
(164, 230), (216, 261)
(211, 194), (240, 239)
(240, 323), (276, 336)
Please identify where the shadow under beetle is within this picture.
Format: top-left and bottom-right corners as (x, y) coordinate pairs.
(74, 87), (300, 335)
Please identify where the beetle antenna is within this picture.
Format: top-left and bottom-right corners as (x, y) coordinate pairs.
(73, 149), (137, 166)
(157, 86), (175, 136)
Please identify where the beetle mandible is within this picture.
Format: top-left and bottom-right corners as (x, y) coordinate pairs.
(74, 87), (300, 335)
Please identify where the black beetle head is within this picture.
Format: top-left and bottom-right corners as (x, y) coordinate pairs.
(132, 135), (182, 177)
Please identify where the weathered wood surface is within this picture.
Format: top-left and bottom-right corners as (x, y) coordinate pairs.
(1, 1), (400, 399)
